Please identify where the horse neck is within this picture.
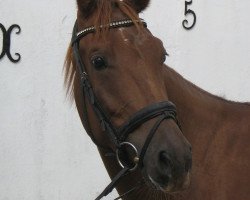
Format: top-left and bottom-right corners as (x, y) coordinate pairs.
(163, 66), (250, 162)
(164, 66), (225, 136)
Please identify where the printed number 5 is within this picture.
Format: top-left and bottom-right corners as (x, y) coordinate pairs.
(182, 0), (196, 30)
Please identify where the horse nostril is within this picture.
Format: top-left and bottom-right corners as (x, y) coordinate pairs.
(159, 151), (173, 173)
(185, 157), (192, 172)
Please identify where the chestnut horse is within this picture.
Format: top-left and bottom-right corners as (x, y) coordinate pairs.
(64, 0), (250, 199)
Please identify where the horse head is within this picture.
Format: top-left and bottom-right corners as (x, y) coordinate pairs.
(65, 0), (192, 197)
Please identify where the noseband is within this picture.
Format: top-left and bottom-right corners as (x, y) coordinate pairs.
(71, 19), (181, 200)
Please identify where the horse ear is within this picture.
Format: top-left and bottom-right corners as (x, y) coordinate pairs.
(129, 0), (150, 13)
(76, 0), (98, 17)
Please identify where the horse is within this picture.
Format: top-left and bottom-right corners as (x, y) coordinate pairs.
(64, 0), (250, 199)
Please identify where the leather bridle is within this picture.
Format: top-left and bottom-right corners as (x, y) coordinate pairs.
(71, 18), (181, 200)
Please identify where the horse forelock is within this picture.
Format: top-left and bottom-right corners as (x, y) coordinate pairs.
(64, 0), (143, 101)
(77, 0), (143, 37)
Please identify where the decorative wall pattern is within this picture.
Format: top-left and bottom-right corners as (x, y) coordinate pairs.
(0, 23), (21, 63)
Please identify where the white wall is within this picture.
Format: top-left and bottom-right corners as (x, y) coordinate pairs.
(0, 0), (249, 200)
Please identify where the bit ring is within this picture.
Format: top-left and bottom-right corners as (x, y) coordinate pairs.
(116, 142), (139, 171)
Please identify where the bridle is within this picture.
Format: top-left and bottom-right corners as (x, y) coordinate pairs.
(72, 18), (181, 200)
(71, 18), (182, 200)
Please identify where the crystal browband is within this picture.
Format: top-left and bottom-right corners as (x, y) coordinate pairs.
(74, 19), (147, 42)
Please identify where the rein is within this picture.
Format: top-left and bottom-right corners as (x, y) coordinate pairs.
(71, 18), (181, 200)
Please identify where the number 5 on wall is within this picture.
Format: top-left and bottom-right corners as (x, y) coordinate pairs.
(182, 0), (197, 30)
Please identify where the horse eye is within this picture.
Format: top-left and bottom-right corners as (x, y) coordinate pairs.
(91, 56), (107, 71)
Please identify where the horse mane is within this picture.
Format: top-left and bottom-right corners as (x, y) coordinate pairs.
(64, 0), (142, 100)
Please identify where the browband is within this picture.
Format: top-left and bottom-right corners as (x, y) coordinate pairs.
(72, 18), (147, 45)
